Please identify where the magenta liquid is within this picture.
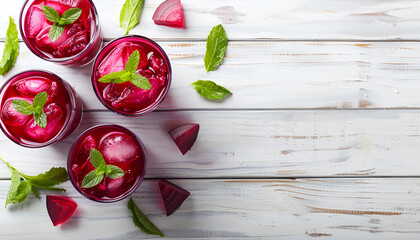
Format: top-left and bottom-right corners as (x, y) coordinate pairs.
(92, 35), (172, 116)
(68, 125), (146, 202)
(0, 70), (83, 148)
(20, 0), (102, 66)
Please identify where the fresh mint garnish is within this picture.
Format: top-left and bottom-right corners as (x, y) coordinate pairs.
(191, 80), (232, 100)
(127, 198), (164, 237)
(81, 149), (125, 188)
(12, 91), (48, 128)
(98, 50), (151, 90)
(120, 0), (144, 35)
(0, 17), (19, 75)
(204, 24), (228, 72)
(42, 6), (82, 42)
(1, 156), (67, 207)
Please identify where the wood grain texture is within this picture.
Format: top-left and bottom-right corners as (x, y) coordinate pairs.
(1, 110), (420, 178)
(1, 178), (420, 239)
(3, 0), (420, 40)
(3, 41), (420, 109)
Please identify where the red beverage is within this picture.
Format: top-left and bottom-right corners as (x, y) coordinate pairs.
(0, 70), (83, 148)
(68, 125), (146, 202)
(92, 35), (172, 116)
(20, 0), (102, 66)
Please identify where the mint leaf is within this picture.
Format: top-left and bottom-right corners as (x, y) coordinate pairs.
(97, 51), (151, 90)
(61, 8), (82, 24)
(82, 149), (125, 188)
(33, 111), (47, 128)
(82, 170), (104, 188)
(1, 157), (68, 207)
(32, 91), (48, 112)
(11, 100), (34, 115)
(21, 167), (68, 188)
(131, 74), (151, 90)
(89, 149), (106, 169)
(125, 50), (140, 73)
(191, 80), (232, 100)
(42, 6), (60, 23)
(204, 24), (228, 72)
(12, 92), (48, 128)
(106, 165), (124, 179)
(0, 17), (19, 75)
(98, 71), (127, 83)
(120, 0), (144, 35)
(5, 169), (31, 207)
(49, 23), (65, 42)
(43, 7), (82, 42)
(127, 198), (164, 237)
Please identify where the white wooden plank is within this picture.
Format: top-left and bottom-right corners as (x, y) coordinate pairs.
(3, 41), (420, 109)
(1, 178), (420, 239)
(1, 110), (420, 178)
(3, 0), (420, 40)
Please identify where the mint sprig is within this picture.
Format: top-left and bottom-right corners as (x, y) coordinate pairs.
(128, 198), (164, 237)
(12, 91), (48, 128)
(1, 156), (67, 207)
(191, 80), (232, 100)
(204, 24), (228, 72)
(120, 0), (144, 35)
(98, 50), (151, 90)
(82, 149), (125, 188)
(0, 17), (19, 75)
(42, 6), (82, 42)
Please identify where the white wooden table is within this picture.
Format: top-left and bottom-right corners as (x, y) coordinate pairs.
(2, 0), (420, 239)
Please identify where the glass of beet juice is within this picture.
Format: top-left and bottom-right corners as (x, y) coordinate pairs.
(92, 35), (171, 116)
(68, 125), (146, 202)
(0, 70), (83, 148)
(20, 0), (102, 66)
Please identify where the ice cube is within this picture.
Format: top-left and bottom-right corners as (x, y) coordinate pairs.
(79, 135), (97, 158)
(55, 30), (88, 58)
(105, 168), (137, 198)
(149, 55), (167, 74)
(102, 82), (130, 103)
(24, 103), (64, 142)
(1, 98), (32, 126)
(25, 5), (49, 37)
(96, 43), (148, 78)
(111, 71), (164, 111)
(36, 26), (70, 52)
(99, 132), (140, 164)
(14, 77), (58, 103)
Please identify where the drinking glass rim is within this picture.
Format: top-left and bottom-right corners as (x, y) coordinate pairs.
(91, 35), (172, 117)
(19, 0), (101, 63)
(0, 69), (79, 148)
(67, 124), (147, 203)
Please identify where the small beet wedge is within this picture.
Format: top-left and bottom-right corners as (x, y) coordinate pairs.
(159, 179), (190, 216)
(46, 195), (77, 226)
(168, 123), (199, 155)
(153, 0), (185, 28)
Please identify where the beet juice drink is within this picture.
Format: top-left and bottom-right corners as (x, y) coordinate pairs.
(68, 125), (146, 202)
(92, 36), (171, 116)
(0, 70), (83, 148)
(20, 0), (102, 66)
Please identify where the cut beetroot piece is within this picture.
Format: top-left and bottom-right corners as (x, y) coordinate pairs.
(153, 0), (185, 28)
(46, 195), (77, 226)
(159, 179), (190, 216)
(168, 123), (199, 155)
